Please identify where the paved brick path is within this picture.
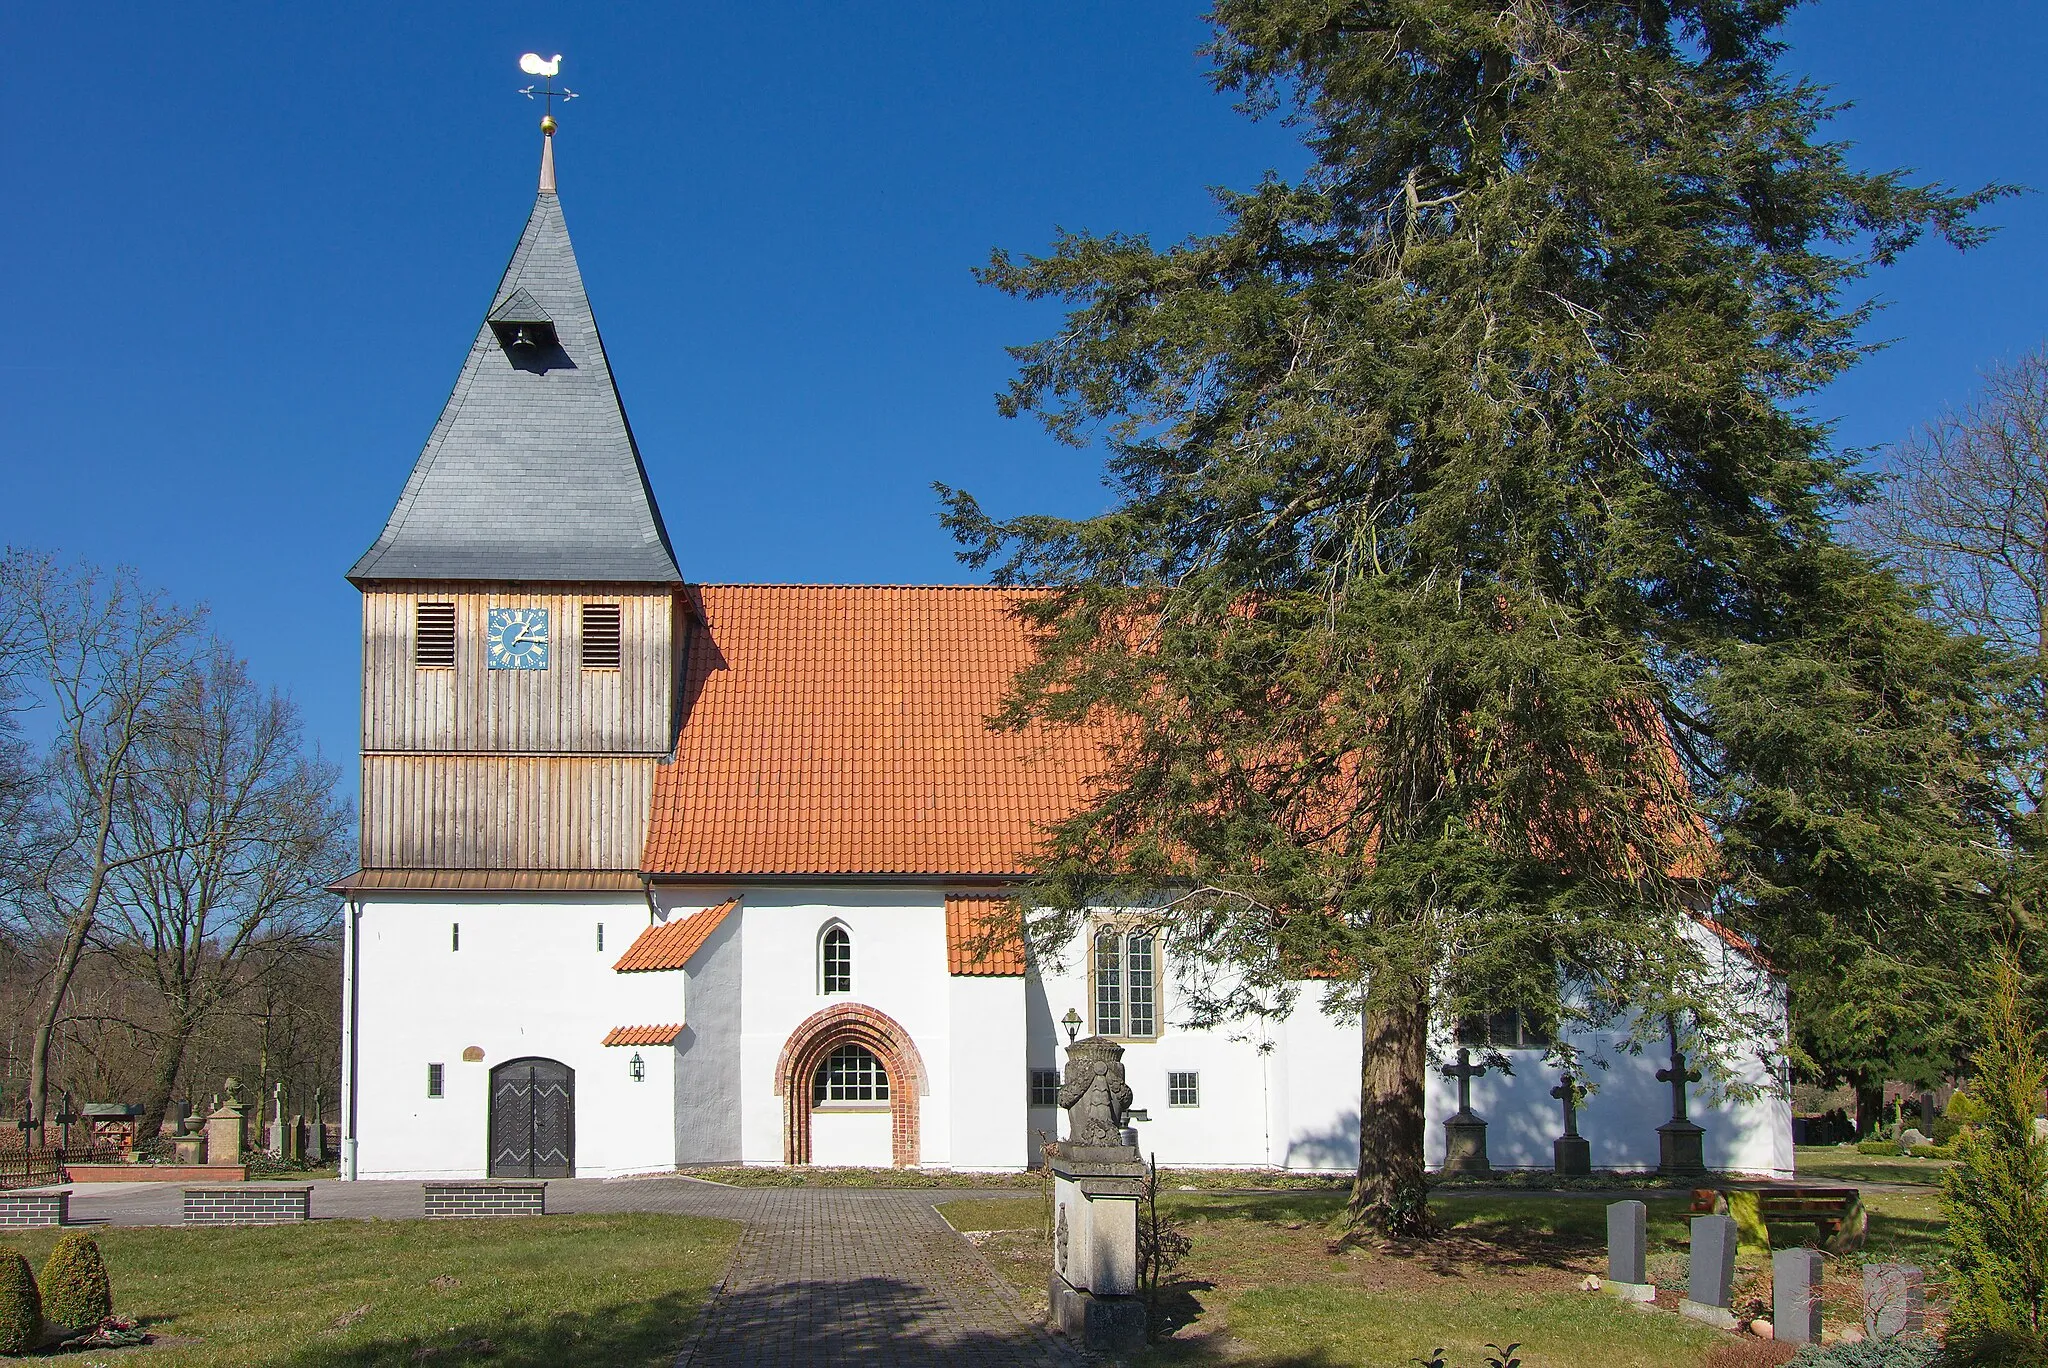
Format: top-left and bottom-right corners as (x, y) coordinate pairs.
(42, 1176), (1075, 1366)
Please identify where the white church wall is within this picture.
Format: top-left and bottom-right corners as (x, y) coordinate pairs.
(1275, 990), (1365, 1171)
(675, 908), (744, 1164)
(729, 887), (956, 1166)
(348, 893), (678, 1179)
(949, 975), (1028, 1169)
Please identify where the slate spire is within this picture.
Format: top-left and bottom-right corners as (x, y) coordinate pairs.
(349, 129), (681, 584)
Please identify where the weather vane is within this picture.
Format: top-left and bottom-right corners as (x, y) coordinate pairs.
(519, 53), (578, 134)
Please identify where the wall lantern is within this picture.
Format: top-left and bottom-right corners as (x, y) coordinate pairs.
(629, 1053), (646, 1083)
(1062, 1008), (1083, 1044)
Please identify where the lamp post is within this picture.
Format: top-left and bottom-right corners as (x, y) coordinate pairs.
(1062, 1008), (1082, 1044)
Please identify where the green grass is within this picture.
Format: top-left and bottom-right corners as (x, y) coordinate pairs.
(1795, 1144), (1955, 1187)
(0, 1212), (738, 1366)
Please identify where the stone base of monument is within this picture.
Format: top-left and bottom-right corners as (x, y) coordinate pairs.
(1679, 1299), (1740, 1330)
(1441, 1115), (1491, 1178)
(1047, 1141), (1149, 1354)
(1657, 1120), (1705, 1176)
(1553, 1134), (1591, 1177)
(1603, 1279), (1656, 1303)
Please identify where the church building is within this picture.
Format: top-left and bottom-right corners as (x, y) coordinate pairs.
(333, 127), (1793, 1181)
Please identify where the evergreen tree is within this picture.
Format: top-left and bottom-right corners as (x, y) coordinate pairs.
(944, 1), (2010, 1234)
(38, 1232), (111, 1333)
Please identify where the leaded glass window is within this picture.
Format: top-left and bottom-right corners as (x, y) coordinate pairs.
(812, 1042), (889, 1104)
(821, 925), (852, 994)
(1094, 928), (1122, 1037)
(1093, 927), (1160, 1038)
(1126, 932), (1155, 1037)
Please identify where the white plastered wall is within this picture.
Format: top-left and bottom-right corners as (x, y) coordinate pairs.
(349, 893), (680, 1179)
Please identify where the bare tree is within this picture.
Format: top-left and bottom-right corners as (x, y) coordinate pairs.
(98, 645), (350, 1138)
(3, 555), (205, 1128)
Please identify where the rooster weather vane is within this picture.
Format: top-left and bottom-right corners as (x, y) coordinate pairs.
(519, 52), (578, 132)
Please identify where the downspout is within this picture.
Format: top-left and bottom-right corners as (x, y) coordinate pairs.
(340, 897), (362, 1181)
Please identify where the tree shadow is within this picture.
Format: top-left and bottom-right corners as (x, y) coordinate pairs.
(677, 1274), (1063, 1365)
(261, 1290), (710, 1367)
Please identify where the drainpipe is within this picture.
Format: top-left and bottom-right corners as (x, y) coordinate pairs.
(340, 897), (362, 1181)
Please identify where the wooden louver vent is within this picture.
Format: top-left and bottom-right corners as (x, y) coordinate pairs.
(582, 603), (622, 670)
(415, 602), (457, 669)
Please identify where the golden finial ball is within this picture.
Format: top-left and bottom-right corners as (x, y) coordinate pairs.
(540, 114), (557, 136)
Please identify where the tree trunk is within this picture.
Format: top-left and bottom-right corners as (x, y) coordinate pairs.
(136, 1011), (201, 1144)
(26, 891), (105, 1135)
(1855, 1080), (1886, 1139)
(1344, 978), (1433, 1238)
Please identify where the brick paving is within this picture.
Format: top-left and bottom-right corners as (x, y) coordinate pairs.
(38, 1175), (1074, 1366)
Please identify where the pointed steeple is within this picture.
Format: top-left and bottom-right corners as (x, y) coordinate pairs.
(349, 130), (680, 585)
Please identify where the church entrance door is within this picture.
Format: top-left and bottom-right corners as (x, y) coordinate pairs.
(489, 1057), (574, 1177)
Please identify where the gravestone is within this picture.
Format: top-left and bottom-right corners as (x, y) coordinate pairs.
(308, 1087), (326, 1164)
(1864, 1264), (1925, 1339)
(1656, 1021), (1706, 1176)
(1603, 1199), (1655, 1301)
(1773, 1248), (1822, 1345)
(204, 1079), (247, 1166)
(285, 1113), (305, 1164)
(1551, 1071), (1591, 1176)
(1439, 1048), (1491, 1177)
(1680, 1214), (1739, 1329)
(1045, 1036), (1147, 1354)
(268, 1084), (287, 1159)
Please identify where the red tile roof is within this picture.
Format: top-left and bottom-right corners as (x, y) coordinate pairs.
(945, 894), (1026, 976)
(642, 587), (1106, 877)
(602, 1024), (683, 1047)
(612, 898), (739, 972)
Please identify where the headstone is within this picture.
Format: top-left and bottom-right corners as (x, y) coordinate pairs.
(1552, 1072), (1591, 1176)
(1045, 1037), (1147, 1354)
(1864, 1264), (1925, 1339)
(1603, 1200), (1654, 1301)
(1773, 1248), (1822, 1345)
(285, 1113), (305, 1164)
(268, 1084), (287, 1158)
(307, 1087), (326, 1164)
(1680, 1214), (1739, 1329)
(1439, 1048), (1491, 1177)
(1656, 1021), (1706, 1176)
(204, 1078), (247, 1166)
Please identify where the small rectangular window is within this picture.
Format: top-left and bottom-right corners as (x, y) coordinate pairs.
(427, 1063), (445, 1098)
(1094, 929), (1122, 1037)
(415, 601), (456, 669)
(1167, 1071), (1200, 1107)
(1029, 1068), (1061, 1107)
(596, 923), (605, 952)
(1126, 932), (1156, 1037)
(451, 923), (460, 952)
(582, 602), (622, 670)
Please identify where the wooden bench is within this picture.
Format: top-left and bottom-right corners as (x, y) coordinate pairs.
(1692, 1185), (1866, 1254)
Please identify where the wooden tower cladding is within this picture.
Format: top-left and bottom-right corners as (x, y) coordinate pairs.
(358, 585), (681, 871)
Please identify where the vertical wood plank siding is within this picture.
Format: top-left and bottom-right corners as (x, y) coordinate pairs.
(360, 754), (655, 869)
(361, 585), (675, 754)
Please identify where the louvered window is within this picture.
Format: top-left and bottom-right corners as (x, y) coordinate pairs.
(582, 603), (622, 670)
(415, 601), (456, 669)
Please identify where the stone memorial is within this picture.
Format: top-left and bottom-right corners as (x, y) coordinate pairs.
(268, 1084), (287, 1159)
(1864, 1264), (1925, 1339)
(1439, 1048), (1491, 1177)
(1655, 1021), (1706, 1176)
(172, 1104), (207, 1166)
(1046, 1036), (1148, 1354)
(1551, 1071), (1591, 1177)
(308, 1087), (326, 1165)
(1773, 1248), (1822, 1345)
(204, 1079), (248, 1166)
(1681, 1214), (1739, 1329)
(1604, 1199), (1655, 1302)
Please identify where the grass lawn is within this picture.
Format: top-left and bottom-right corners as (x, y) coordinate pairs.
(940, 1187), (1946, 1367)
(0, 1212), (739, 1366)
(1794, 1144), (1955, 1187)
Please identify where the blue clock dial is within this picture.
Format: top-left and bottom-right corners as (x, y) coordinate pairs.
(486, 607), (551, 670)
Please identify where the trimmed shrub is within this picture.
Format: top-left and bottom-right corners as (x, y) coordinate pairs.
(0, 1248), (40, 1355)
(38, 1231), (110, 1332)
(1907, 1143), (1957, 1160)
(1856, 1139), (1903, 1156)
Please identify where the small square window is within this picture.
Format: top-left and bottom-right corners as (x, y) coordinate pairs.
(1167, 1071), (1200, 1107)
(427, 1063), (445, 1099)
(1029, 1068), (1061, 1107)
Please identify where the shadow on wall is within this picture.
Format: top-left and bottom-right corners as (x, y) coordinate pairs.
(1285, 1110), (1360, 1170)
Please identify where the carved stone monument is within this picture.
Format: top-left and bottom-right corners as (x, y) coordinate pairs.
(1551, 1071), (1591, 1176)
(1046, 1036), (1147, 1354)
(308, 1087), (326, 1165)
(268, 1084), (288, 1159)
(1655, 1021), (1706, 1176)
(1439, 1048), (1491, 1177)
(204, 1078), (248, 1167)
(172, 1104), (207, 1166)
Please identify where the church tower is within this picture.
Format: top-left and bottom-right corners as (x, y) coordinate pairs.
(348, 125), (681, 879)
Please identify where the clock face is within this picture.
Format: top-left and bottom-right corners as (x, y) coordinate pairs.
(486, 607), (551, 670)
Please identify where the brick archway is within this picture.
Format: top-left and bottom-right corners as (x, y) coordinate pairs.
(774, 1004), (928, 1166)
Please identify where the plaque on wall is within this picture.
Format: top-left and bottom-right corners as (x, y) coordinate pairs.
(462, 1046), (485, 1063)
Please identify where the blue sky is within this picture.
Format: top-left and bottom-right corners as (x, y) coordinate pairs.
(4, 3), (2045, 780)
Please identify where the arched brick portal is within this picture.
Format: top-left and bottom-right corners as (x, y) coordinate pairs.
(774, 1004), (929, 1166)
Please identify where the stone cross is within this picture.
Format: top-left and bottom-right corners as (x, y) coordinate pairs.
(1551, 1073), (1585, 1138)
(1441, 1048), (1487, 1119)
(1656, 1032), (1701, 1125)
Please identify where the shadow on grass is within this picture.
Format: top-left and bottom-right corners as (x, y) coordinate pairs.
(264, 1291), (710, 1368)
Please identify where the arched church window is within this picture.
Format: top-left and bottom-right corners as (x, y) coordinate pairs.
(812, 1042), (889, 1104)
(1092, 927), (1160, 1039)
(820, 924), (852, 994)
